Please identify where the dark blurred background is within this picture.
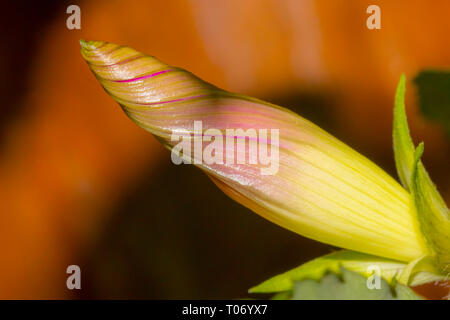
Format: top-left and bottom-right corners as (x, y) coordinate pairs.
(0, 0), (448, 299)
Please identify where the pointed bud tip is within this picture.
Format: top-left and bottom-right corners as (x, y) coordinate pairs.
(79, 39), (106, 52)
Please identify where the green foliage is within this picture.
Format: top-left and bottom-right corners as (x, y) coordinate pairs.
(411, 144), (450, 272)
(249, 250), (443, 295)
(393, 75), (450, 273)
(291, 268), (421, 300)
(414, 70), (450, 134)
(393, 74), (415, 190)
(270, 291), (292, 300)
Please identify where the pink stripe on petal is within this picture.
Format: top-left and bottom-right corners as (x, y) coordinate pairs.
(113, 70), (172, 83)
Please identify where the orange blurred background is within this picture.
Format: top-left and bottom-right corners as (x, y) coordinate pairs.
(0, 0), (448, 299)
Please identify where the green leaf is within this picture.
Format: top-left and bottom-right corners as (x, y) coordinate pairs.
(392, 74), (450, 273)
(393, 74), (416, 190)
(411, 143), (450, 272)
(270, 291), (292, 300)
(414, 70), (450, 134)
(249, 250), (443, 294)
(291, 267), (422, 300)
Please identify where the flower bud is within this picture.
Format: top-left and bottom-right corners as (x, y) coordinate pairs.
(81, 40), (426, 263)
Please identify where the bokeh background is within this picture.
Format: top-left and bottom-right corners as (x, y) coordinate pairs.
(0, 0), (449, 299)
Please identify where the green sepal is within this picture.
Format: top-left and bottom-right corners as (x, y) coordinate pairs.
(393, 75), (450, 273)
(291, 267), (422, 300)
(411, 143), (450, 272)
(249, 250), (444, 295)
(393, 74), (415, 190)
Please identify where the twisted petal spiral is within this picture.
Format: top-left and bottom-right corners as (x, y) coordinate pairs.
(81, 40), (426, 262)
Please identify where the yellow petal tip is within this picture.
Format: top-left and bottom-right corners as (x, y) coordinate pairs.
(79, 39), (106, 52)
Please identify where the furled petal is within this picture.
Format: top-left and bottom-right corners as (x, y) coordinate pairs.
(80, 40), (426, 262)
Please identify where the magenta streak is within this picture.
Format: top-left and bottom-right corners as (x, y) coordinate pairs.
(114, 70), (172, 83)
(140, 94), (207, 105)
(189, 133), (283, 148)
